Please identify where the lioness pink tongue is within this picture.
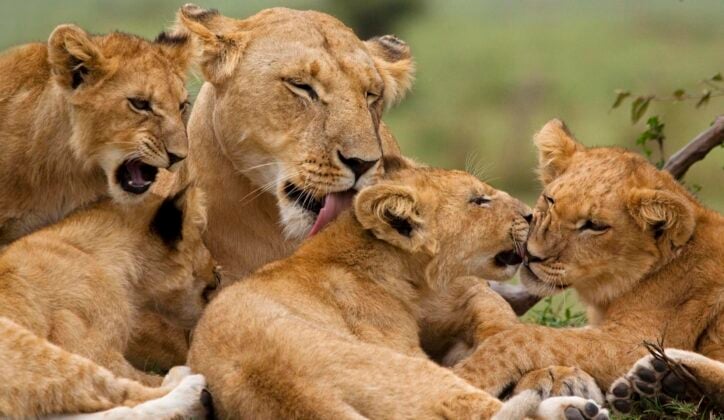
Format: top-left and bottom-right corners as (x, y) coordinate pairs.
(308, 191), (356, 237)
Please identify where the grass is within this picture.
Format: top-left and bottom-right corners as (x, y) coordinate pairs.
(526, 297), (723, 419)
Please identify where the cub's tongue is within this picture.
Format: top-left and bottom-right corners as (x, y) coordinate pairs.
(127, 160), (151, 187)
(308, 191), (356, 237)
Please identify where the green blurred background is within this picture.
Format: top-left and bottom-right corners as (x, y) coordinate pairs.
(2, 0), (722, 210)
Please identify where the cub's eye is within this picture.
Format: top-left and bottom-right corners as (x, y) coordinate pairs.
(544, 195), (555, 205)
(366, 91), (381, 106)
(128, 97), (152, 112)
(283, 79), (318, 101)
(470, 196), (491, 206)
(579, 220), (610, 232)
(179, 100), (190, 112)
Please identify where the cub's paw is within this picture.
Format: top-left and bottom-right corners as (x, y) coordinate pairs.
(606, 349), (698, 414)
(537, 396), (609, 420)
(162, 365), (194, 388)
(134, 374), (208, 419)
(516, 366), (604, 403)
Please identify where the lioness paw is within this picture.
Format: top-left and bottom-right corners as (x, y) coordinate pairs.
(606, 349), (697, 413)
(537, 397), (609, 420)
(131, 374), (208, 419)
(162, 365), (194, 388)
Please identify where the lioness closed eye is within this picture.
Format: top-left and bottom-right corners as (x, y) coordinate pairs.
(0, 24), (196, 245)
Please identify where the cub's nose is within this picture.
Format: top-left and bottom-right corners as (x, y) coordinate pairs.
(338, 151), (378, 180)
(523, 213), (533, 224)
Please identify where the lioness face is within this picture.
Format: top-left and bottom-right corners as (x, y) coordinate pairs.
(142, 187), (221, 330)
(522, 120), (696, 305)
(355, 166), (531, 285)
(48, 26), (195, 202)
(176, 6), (414, 239)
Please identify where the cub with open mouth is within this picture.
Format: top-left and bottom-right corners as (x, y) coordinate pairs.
(0, 23), (196, 244)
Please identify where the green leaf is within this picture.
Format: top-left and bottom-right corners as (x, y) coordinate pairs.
(631, 96), (651, 123)
(611, 89), (630, 109)
(712, 72), (723, 82)
(695, 90), (711, 108)
(673, 89), (686, 99)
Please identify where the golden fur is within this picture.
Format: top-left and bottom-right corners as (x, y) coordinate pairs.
(0, 187), (218, 417)
(0, 24), (194, 245)
(187, 165), (604, 419)
(452, 119), (724, 407)
(126, 4), (414, 370)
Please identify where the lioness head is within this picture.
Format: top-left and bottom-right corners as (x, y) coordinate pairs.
(47, 24), (196, 200)
(175, 5), (414, 239)
(522, 119), (698, 305)
(139, 186), (221, 329)
(355, 160), (532, 285)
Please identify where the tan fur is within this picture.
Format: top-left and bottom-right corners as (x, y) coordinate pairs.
(187, 166), (594, 418)
(0, 187), (218, 417)
(127, 4), (413, 369)
(0, 24), (195, 245)
(453, 119), (724, 397)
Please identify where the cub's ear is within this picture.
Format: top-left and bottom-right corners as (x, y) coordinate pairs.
(173, 4), (247, 84)
(150, 186), (190, 248)
(627, 188), (695, 250)
(48, 24), (111, 89)
(364, 35), (415, 107)
(154, 29), (197, 72)
(354, 184), (437, 254)
(533, 119), (585, 184)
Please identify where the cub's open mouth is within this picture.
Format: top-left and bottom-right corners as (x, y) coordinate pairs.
(115, 159), (158, 195)
(494, 249), (523, 267)
(283, 182), (356, 237)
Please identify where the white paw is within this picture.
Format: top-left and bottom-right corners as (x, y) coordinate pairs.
(162, 365), (194, 388)
(132, 374), (208, 419)
(536, 396), (609, 420)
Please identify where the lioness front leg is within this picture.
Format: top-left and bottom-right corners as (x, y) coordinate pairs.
(607, 348), (724, 414)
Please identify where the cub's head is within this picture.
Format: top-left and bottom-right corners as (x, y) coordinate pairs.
(138, 186), (220, 330)
(175, 5), (414, 239)
(354, 161), (531, 285)
(522, 119), (699, 305)
(47, 24), (196, 201)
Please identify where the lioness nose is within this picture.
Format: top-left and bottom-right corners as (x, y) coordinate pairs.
(338, 151), (378, 180)
(523, 213), (533, 223)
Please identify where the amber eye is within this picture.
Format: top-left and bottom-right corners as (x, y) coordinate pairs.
(579, 220), (609, 232)
(544, 195), (555, 205)
(128, 97), (152, 112)
(284, 79), (318, 101)
(470, 196), (491, 206)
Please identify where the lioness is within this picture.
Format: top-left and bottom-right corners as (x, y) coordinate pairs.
(0, 186), (219, 417)
(0, 24), (195, 245)
(451, 119), (724, 414)
(187, 163), (607, 419)
(128, 4), (538, 369)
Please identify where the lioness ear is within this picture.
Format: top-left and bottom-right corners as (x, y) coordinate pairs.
(354, 184), (436, 254)
(627, 188), (695, 250)
(533, 119), (585, 184)
(48, 24), (110, 89)
(150, 186), (191, 248)
(174, 4), (247, 84)
(365, 35), (415, 107)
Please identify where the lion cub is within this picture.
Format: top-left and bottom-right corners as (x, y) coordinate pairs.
(0, 186), (219, 417)
(0, 24), (196, 245)
(188, 162), (604, 419)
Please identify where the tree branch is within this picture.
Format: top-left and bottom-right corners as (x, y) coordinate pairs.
(664, 115), (724, 179)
